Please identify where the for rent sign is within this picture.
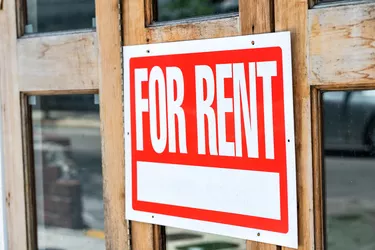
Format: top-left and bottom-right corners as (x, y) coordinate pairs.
(123, 32), (297, 248)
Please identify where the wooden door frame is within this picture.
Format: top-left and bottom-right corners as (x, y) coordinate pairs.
(309, 2), (375, 249)
(0, 0), (100, 249)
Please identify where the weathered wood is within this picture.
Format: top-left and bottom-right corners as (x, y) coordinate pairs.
(131, 222), (155, 250)
(20, 94), (38, 250)
(311, 88), (324, 250)
(95, 0), (129, 249)
(309, 3), (375, 86)
(240, 0), (277, 249)
(18, 32), (99, 93)
(16, 0), (26, 36)
(147, 16), (239, 43)
(241, 1), (278, 250)
(0, 0), (28, 248)
(144, 0), (155, 25)
(240, 0), (273, 35)
(123, 0), (146, 45)
(122, 0), (159, 248)
(247, 242), (281, 250)
(275, 0), (314, 250)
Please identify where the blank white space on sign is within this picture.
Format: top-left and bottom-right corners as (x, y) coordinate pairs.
(138, 162), (281, 220)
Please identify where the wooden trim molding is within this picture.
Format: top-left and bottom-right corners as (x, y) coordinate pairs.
(0, 0), (28, 248)
(17, 32), (99, 93)
(311, 87), (324, 250)
(308, 2), (375, 86)
(95, 0), (130, 249)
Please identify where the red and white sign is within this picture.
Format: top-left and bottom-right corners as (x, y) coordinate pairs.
(124, 32), (297, 248)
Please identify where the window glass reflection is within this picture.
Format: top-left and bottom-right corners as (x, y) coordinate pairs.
(32, 95), (104, 250)
(26, 0), (95, 34)
(323, 90), (375, 249)
(156, 0), (238, 22)
(166, 227), (245, 250)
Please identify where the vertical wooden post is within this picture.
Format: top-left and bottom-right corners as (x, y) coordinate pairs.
(122, 0), (159, 249)
(0, 0), (28, 249)
(240, 0), (274, 35)
(275, 0), (314, 250)
(240, 0), (278, 250)
(95, 0), (129, 249)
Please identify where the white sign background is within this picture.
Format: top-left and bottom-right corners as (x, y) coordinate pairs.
(123, 31), (298, 248)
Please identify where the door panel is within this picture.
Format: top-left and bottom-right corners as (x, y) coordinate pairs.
(310, 1), (375, 250)
(0, 0), (101, 248)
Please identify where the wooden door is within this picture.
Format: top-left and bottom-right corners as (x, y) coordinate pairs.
(1, 0), (374, 249)
(0, 0), (100, 249)
(97, 0), (309, 250)
(309, 1), (375, 250)
(96, 0), (373, 249)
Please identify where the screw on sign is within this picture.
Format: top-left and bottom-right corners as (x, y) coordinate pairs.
(123, 32), (298, 248)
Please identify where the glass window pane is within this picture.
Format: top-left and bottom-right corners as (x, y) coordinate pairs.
(31, 95), (104, 250)
(26, 0), (95, 34)
(156, 0), (239, 22)
(166, 227), (245, 250)
(323, 90), (375, 249)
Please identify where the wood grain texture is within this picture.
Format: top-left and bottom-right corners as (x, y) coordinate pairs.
(147, 16), (239, 43)
(275, 0), (314, 250)
(16, 0), (26, 37)
(247, 241), (280, 250)
(123, 0), (157, 249)
(240, 0), (273, 35)
(309, 3), (375, 86)
(144, 0), (155, 25)
(240, 1), (277, 249)
(0, 0), (28, 248)
(18, 32), (99, 93)
(20, 95), (38, 250)
(131, 222), (155, 250)
(311, 88), (324, 250)
(95, 0), (129, 249)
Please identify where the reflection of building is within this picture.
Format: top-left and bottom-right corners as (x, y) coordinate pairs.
(34, 135), (84, 230)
